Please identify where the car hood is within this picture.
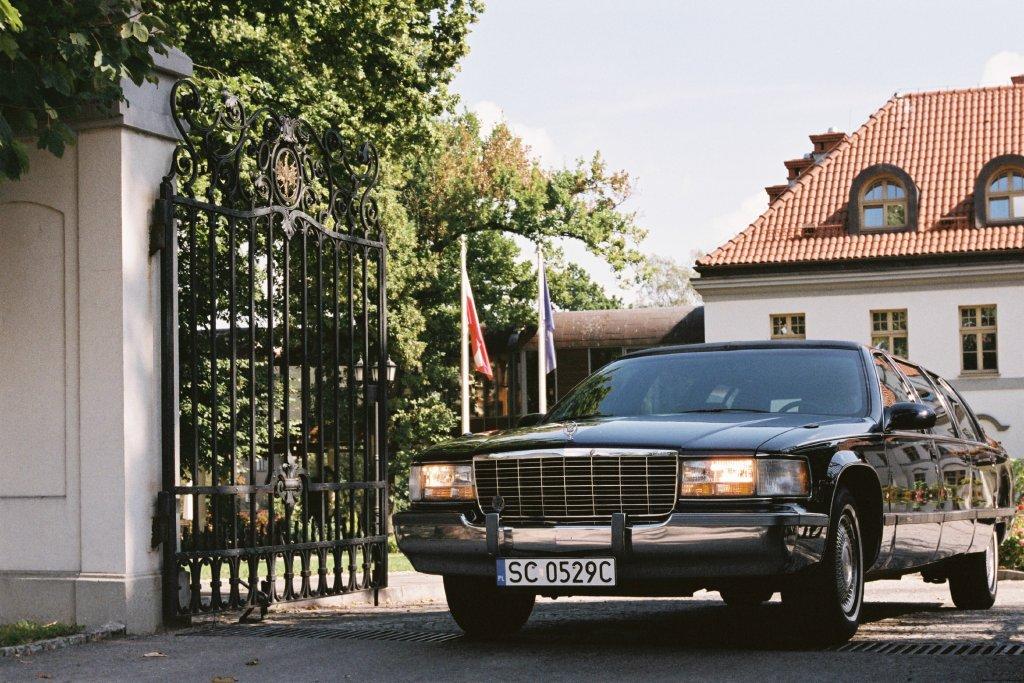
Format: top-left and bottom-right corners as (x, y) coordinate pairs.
(417, 413), (873, 462)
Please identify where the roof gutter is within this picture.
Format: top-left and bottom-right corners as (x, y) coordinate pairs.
(694, 254), (1024, 297)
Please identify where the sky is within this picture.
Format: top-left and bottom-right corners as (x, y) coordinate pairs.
(451, 0), (1024, 302)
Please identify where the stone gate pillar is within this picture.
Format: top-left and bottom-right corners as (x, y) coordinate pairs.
(0, 48), (192, 634)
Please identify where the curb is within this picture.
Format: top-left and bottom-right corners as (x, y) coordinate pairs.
(998, 568), (1024, 581)
(0, 622), (126, 659)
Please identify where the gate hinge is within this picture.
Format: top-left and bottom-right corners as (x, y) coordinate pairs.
(152, 490), (172, 549)
(150, 198), (167, 255)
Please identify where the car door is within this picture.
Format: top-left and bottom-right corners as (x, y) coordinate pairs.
(896, 364), (974, 559)
(874, 354), (941, 570)
(932, 373), (1002, 555)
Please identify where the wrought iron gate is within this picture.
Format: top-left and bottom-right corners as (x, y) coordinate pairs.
(155, 80), (389, 621)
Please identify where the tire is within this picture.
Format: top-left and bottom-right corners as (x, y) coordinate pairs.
(443, 574), (535, 639)
(719, 583), (775, 608)
(949, 525), (998, 610)
(782, 487), (864, 644)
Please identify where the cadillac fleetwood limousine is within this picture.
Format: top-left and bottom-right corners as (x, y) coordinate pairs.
(394, 341), (1018, 642)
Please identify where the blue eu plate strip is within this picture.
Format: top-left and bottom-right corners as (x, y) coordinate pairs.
(496, 560), (507, 586)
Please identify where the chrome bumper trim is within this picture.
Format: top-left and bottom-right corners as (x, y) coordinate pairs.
(394, 508), (829, 581)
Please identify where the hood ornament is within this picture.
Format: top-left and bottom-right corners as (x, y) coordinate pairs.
(563, 421), (579, 441)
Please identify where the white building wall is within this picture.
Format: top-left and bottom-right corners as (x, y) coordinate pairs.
(0, 143), (82, 586)
(0, 49), (191, 633)
(697, 264), (1024, 458)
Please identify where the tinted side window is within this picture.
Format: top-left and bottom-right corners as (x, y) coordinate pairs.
(933, 374), (981, 442)
(873, 355), (914, 406)
(894, 361), (956, 439)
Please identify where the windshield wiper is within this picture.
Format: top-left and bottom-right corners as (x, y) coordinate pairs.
(678, 408), (772, 414)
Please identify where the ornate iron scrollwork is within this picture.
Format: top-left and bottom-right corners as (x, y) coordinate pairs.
(165, 79), (382, 241)
(158, 79), (390, 623)
(273, 459), (306, 512)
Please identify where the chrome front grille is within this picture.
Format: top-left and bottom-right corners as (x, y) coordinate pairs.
(473, 450), (678, 523)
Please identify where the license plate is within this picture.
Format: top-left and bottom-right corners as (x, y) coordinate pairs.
(496, 558), (616, 587)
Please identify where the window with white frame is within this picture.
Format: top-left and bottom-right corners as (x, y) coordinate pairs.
(871, 309), (908, 357)
(770, 313), (805, 339)
(959, 305), (997, 373)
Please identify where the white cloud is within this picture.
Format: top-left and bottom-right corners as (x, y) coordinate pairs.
(471, 100), (560, 166)
(981, 51), (1024, 86)
(471, 100), (504, 135)
(702, 189), (767, 254)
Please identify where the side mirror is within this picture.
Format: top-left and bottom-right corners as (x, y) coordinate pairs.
(516, 412), (546, 428)
(884, 402), (936, 432)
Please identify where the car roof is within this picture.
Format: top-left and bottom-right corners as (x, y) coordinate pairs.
(621, 339), (867, 360)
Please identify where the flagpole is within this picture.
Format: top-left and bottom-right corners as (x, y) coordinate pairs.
(537, 243), (547, 414)
(460, 235), (471, 434)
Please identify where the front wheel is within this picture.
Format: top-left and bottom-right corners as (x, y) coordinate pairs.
(783, 488), (864, 644)
(948, 526), (998, 610)
(443, 575), (535, 639)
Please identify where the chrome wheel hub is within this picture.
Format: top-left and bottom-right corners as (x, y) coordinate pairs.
(836, 515), (860, 616)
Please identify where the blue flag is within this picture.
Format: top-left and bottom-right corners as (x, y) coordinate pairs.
(541, 267), (556, 372)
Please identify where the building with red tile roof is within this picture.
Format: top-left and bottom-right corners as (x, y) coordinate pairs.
(698, 81), (1024, 272)
(694, 78), (1024, 458)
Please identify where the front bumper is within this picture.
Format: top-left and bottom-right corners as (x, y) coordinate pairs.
(394, 507), (829, 583)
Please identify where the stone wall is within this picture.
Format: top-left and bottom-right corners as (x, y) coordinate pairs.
(0, 49), (192, 634)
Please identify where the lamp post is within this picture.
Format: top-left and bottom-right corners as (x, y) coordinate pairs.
(369, 356), (397, 384)
(365, 356), (396, 541)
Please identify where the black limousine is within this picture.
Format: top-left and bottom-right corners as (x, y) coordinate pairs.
(395, 341), (1018, 642)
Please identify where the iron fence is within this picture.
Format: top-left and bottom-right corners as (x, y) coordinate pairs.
(156, 80), (389, 621)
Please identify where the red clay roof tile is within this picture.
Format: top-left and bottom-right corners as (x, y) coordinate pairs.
(700, 84), (1024, 267)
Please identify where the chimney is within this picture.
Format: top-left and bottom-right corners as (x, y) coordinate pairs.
(765, 184), (788, 204)
(809, 128), (848, 156)
(1012, 74), (1024, 86)
(784, 156), (814, 181)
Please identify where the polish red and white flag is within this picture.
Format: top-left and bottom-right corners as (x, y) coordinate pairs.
(463, 266), (493, 379)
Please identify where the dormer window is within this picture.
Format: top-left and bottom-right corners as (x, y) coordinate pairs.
(848, 164), (918, 234)
(861, 179), (907, 229)
(973, 154), (1024, 227)
(985, 169), (1024, 222)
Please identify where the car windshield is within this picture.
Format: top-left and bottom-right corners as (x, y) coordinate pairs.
(546, 348), (869, 421)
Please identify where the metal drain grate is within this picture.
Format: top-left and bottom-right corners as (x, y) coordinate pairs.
(182, 624), (462, 643)
(831, 641), (1024, 656)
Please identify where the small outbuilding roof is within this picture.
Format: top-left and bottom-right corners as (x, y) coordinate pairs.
(524, 305), (704, 350)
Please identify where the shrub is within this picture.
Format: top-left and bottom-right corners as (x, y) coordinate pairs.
(1001, 517), (1024, 570)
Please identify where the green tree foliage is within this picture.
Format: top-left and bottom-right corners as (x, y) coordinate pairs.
(547, 257), (623, 311)
(0, 0), (167, 180)
(634, 253), (701, 307)
(0, 1), (22, 31)
(410, 116), (644, 269)
(161, 1), (643, 500)
(162, 0), (482, 157)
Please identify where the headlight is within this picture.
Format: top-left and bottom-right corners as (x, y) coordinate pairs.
(409, 463), (475, 502)
(681, 458), (756, 497)
(680, 457), (809, 497)
(757, 458), (810, 496)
